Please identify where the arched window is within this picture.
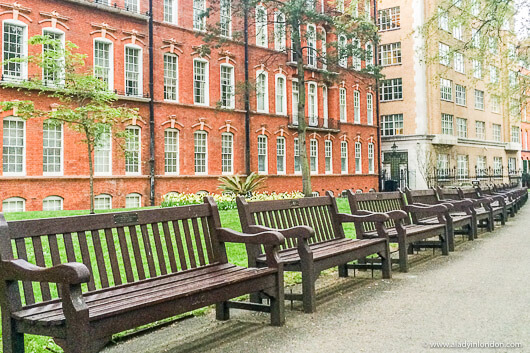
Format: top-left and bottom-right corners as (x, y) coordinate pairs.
(221, 132), (234, 174)
(93, 37), (114, 90)
(124, 44), (143, 97)
(193, 58), (209, 105)
(164, 128), (179, 174)
(125, 125), (141, 175)
(339, 88), (347, 122)
(2, 197), (25, 213)
(338, 35), (347, 67)
(43, 196), (63, 211)
(194, 131), (208, 174)
(341, 141), (348, 174)
(355, 142), (362, 174)
(367, 93), (374, 125)
(353, 90), (361, 123)
(94, 194), (112, 210)
(256, 70), (269, 113)
(306, 24), (317, 67)
(275, 74), (287, 115)
(365, 41), (374, 67)
(125, 193), (142, 208)
(310, 139), (318, 174)
(220, 63), (235, 108)
(258, 135), (268, 174)
(274, 12), (286, 51)
(255, 5), (268, 47)
(163, 53), (179, 101)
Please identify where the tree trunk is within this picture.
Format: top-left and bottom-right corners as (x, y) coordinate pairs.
(292, 18), (312, 197)
(87, 139), (95, 214)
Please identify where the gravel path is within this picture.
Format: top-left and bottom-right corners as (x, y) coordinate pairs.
(105, 205), (530, 353)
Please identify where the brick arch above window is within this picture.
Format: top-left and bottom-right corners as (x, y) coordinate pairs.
(0, 2), (33, 23)
(121, 29), (146, 47)
(161, 117), (183, 130)
(89, 22), (118, 41)
(38, 10), (71, 31)
(219, 120), (238, 134)
(191, 118), (212, 132)
(125, 115), (147, 127)
(161, 38), (184, 54)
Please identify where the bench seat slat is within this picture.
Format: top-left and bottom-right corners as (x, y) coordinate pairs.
(12, 264), (275, 326)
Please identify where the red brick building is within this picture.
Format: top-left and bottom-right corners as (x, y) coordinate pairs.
(0, 0), (380, 212)
(521, 68), (530, 176)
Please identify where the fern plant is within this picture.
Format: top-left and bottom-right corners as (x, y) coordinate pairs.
(218, 172), (267, 196)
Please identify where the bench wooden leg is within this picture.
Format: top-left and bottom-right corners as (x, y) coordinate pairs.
(380, 244), (392, 279)
(2, 315), (24, 353)
(270, 272), (285, 326)
(446, 223), (455, 252)
(398, 240), (409, 273)
(300, 265), (316, 313)
(468, 223), (475, 241)
(441, 230), (450, 256)
(216, 301), (230, 321)
(338, 264), (348, 277)
(63, 334), (109, 353)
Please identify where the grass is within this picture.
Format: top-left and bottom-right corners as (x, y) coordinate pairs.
(0, 198), (353, 352)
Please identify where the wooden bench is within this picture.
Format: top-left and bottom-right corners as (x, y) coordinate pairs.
(435, 187), (494, 232)
(404, 187), (476, 250)
(491, 184), (527, 212)
(458, 187), (507, 226)
(347, 190), (449, 272)
(236, 192), (391, 313)
(478, 185), (516, 218)
(1, 198), (286, 353)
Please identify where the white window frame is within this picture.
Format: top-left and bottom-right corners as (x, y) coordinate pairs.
(457, 155), (469, 180)
(163, 0), (178, 24)
(292, 79), (299, 124)
(42, 27), (65, 86)
(193, 58), (209, 106)
(307, 24), (317, 67)
(439, 42), (450, 66)
(475, 121), (485, 140)
(440, 78), (452, 101)
(43, 119), (63, 176)
(255, 5), (268, 48)
(379, 42), (401, 66)
(341, 141), (348, 174)
(2, 197), (25, 212)
(274, 12), (286, 51)
(221, 132), (234, 174)
(355, 142), (362, 174)
(493, 157), (502, 175)
(94, 194), (112, 210)
(353, 90), (360, 123)
(43, 196), (63, 211)
(338, 35), (347, 68)
(339, 87), (347, 122)
(307, 81), (318, 126)
(368, 142), (374, 174)
(2, 117), (26, 176)
(457, 117), (467, 138)
(2, 19), (28, 81)
(94, 125), (112, 176)
(193, 0), (206, 31)
(492, 124), (502, 142)
(491, 95), (500, 113)
(310, 139), (318, 174)
(256, 70), (269, 113)
(352, 38), (361, 70)
(194, 130), (208, 175)
(381, 114), (404, 136)
(257, 134), (268, 174)
(125, 125), (141, 175)
(441, 114), (454, 135)
(124, 44), (143, 97)
(125, 193), (142, 208)
(377, 6), (400, 31)
(275, 74), (287, 115)
(164, 128), (179, 175)
(322, 85), (328, 126)
(124, 0), (139, 12)
(455, 85), (466, 106)
(454, 52), (465, 74)
(220, 0), (232, 38)
(325, 140), (332, 174)
(294, 137), (301, 174)
(276, 137), (286, 175)
(163, 53), (179, 102)
(93, 37), (114, 91)
(474, 89), (484, 110)
(472, 59), (482, 79)
(220, 63), (235, 109)
(366, 93), (373, 125)
(379, 78), (402, 102)
(511, 126), (520, 143)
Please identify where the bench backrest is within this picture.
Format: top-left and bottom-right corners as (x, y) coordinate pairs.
(347, 190), (410, 231)
(436, 187), (461, 200)
(458, 188), (480, 200)
(403, 188), (442, 222)
(237, 193), (344, 254)
(0, 198), (226, 307)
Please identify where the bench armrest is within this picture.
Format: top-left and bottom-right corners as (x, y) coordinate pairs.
(247, 224), (314, 240)
(440, 199), (474, 213)
(337, 212), (389, 224)
(0, 259), (90, 285)
(217, 228), (285, 245)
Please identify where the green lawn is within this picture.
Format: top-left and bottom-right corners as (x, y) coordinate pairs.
(0, 198), (353, 352)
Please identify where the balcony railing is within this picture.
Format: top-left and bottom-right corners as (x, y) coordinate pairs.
(427, 166), (521, 186)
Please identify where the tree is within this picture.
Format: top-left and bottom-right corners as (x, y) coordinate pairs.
(1, 35), (139, 213)
(201, 0), (381, 196)
(419, 0), (529, 121)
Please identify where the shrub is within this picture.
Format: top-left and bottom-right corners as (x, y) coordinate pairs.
(161, 191), (304, 210)
(218, 172), (267, 196)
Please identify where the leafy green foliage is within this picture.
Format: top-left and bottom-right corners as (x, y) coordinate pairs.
(218, 172), (267, 195)
(0, 35), (139, 213)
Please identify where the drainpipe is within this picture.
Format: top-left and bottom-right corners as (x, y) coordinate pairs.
(373, 0), (382, 191)
(148, 0), (156, 205)
(244, 0), (251, 175)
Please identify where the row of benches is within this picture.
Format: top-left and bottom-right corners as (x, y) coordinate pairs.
(0, 184), (526, 352)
